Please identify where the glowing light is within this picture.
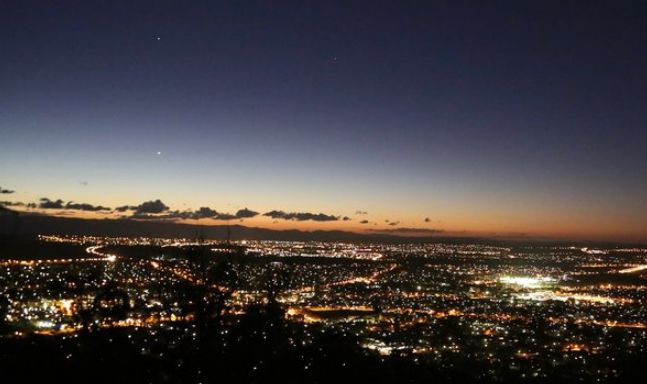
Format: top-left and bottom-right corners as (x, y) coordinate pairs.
(499, 276), (555, 288)
(35, 320), (56, 329)
(60, 299), (74, 316)
(619, 264), (647, 274)
(515, 291), (629, 304)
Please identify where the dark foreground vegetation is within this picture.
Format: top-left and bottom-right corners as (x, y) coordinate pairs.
(2, 304), (647, 384)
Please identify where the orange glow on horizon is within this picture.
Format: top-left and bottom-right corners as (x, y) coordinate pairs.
(7, 205), (646, 243)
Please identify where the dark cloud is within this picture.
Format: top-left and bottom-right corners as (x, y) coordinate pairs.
(190, 207), (218, 219)
(130, 211), (184, 220)
(295, 212), (338, 221)
(0, 201), (24, 207)
(65, 202), (110, 211)
(160, 207), (257, 220)
(263, 210), (286, 219)
(125, 204), (256, 221)
(355, 210), (368, 215)
(359, 219), (370, 224)
(388, 221), (400, 226)
(214, 212), (237, 220)
(39, 198), (64, 209)
(0, 187), (14, 194)
(235, 208), (259, 218)
(37, 198), (110, 211)
(367, 227), (444, 235)
(424, 217), (431, 222)
(129, 206), (219, 221)
(134, 199), (169, 214)
(263, 210), (339, 222)
(132, 208), (224, 221)
(122, 200), (175, 219)
(342, 216), (351, 221)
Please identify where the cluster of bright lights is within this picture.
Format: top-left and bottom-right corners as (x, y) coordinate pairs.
(34, 320), (56, 329)
(618, 264), (647, 274)
(515, 291), (624, 304)
(499, 276), (556, 289)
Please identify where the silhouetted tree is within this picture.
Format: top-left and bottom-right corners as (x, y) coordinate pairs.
(206, 258), (239, 325)
(92, 282), (130, 321)
(184, 237), (241, 341)
(77, 282), (130, 333)
(264, 261), (290, 304)
(0, 294), (9, 333)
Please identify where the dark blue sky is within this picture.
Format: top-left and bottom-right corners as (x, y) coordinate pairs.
(2, 1), (647, 239)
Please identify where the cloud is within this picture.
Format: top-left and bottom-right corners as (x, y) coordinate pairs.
(214, 212), (237, 220)
(190, 207), (218, 219)
(132, 209), (221, 221)
(355, 210), (368, 215)
(124, 204), (258, 221)
(388, 221), (400, 226)
(130, 211), (184, 220)
(120, 199), (175, 219)
(263, 210), (339, 221)
(39, 198), (64, 209)
(424, 217), (430, 222)
(367, 227), (444, 235)
(130, 206), (218, 220)
(65, 202), (110, 211)
(36, 198), (111, 211)
(0, 201), (24, 207)
(342, 216), (351, 221)
(235, 208), (259, 218)
(192, 207), (260, 220)
(134, 199), (169, 214)
(359, 219), (370, 224)
(0, 187), (14, 194)
(263, 210), (285, 219)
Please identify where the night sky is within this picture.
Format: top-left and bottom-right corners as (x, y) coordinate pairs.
(2, 1), (647, 240)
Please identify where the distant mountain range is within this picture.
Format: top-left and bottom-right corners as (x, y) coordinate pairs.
(0, 210), (477, 244)
(2, 210), (640, 246)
